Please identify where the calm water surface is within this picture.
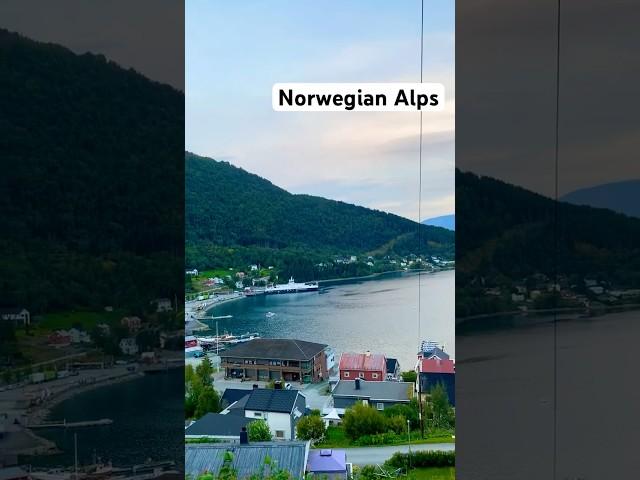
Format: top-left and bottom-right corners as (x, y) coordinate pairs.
(205, 270), (455, 369)
(29, 369), (183, 468)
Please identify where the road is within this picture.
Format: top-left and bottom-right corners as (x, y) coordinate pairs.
(344, 443), (455, 466)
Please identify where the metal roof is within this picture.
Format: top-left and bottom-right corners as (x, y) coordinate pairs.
(338, 352), (386, 372)
(332, 380), (411, 401)
(420, 358), (455, 374)
(185, 442), (309, 478)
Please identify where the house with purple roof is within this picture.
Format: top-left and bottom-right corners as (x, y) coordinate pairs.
(306, 449), (349, 479)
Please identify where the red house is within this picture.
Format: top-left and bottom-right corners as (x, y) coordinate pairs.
(339, 351), (386, 381)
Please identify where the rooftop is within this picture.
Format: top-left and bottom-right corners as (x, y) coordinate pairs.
(420, 358), (455, 374)
(386, 357), (400, 373)
(185, 413), (254, 437)
(332, 380), (411, 401)
(185, 442), (309, 478)
(307, 449), (347, 473)
(245, 389), (303, 414)
(221, 338), (327, 361)
(339, 352), (386, 372)
(221, 388), (252, 407)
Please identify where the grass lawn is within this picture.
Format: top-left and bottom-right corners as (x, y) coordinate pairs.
(407, 467), (455, 480)
(36, 309), (123, 332)
(316, 426), (455, 448)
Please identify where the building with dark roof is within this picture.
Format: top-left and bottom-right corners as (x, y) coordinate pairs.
(185, 413), (254, 442)
(220, 338), (329, 383)
(186, 442), (309, 479)
(386, 357), (400, 380)
(418, 358), (455, 406)
(220, 388), (251, 409)
(338, 351), (386, 381)
(332, 379), (412, 411)
(0, 308), (30, 327)
(244, 389), (306, 440)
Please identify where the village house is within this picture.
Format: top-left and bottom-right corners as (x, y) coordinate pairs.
(153, 298), (173, 312)
(307, 449), (349, 479)
(243, 389), (306, 440)
(220, 338), (329, 383)
(0, 308), (30, 328)
(417, 358), (455, 406)
(120, 316), (142, 333)
(119, 337), (139, 356)
(184, 413), (255, 443)
(48, 330), (72, 347)
(67, 328), (91, 344)
(186, 269), (199, 276)
(386, 358), (400, 381)
(332, 379), (412, 411)
(338, 351), (386, 381)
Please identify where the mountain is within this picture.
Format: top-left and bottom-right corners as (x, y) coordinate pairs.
(561, 180), (640, 218)
(0, 29), (184, 313)
(456, 169), (640, 317)
(423, 214), (455, 231)
(186, 153), (454, 278)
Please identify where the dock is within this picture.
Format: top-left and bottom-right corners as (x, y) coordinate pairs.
(28, 418), (113, 429)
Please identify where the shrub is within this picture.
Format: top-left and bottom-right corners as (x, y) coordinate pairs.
(385, 414), (407, 435)
(401, 370), (417, 383)
(353, 432), (400, 446)
(248, 419), (272, 441)
(385, 450), (455, 469)
(342, 404), (387, 440)
(296, 415), (326, 441)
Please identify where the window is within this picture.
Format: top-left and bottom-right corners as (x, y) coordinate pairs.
(359, 372), (364, 378)
(275, 430), (285, 439)
(344, 371), (350, 378)
(372, 373), (379, 379)
(376, 403), (384, 411)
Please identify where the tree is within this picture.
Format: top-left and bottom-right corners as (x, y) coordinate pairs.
(401, 370), (417, 383)
(342, 404), (387, 440)
(296, 415), (326, 441)
(384, 399), (420, 429)
(196, 356), (214, 385)
(248, 419), (272, 441)
(194, 385), (221, 418)
(429, 382), (454, 429)
(385, 414), (407, 435)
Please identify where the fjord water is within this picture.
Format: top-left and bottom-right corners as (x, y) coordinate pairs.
(29, 369), (183, 468)
(206, 270), (455, 369)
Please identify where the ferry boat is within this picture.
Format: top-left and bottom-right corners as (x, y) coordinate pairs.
(264, 277), (319, 295)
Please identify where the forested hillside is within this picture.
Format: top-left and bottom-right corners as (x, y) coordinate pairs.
(186, 152), (454, 278)
(0, 29), (184, 313)
(456, 169), (640, 316)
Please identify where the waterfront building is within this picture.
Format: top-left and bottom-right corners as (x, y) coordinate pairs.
(338, 351), (386, 381)
(220, 338), (328, 383)
(185, 413), (255, 442)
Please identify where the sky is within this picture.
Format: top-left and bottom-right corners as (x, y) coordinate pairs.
(186, 0), (454, 221)
(0, 0), (184, 90)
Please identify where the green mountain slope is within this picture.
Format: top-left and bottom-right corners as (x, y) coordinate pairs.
(456, 169), (640, 317)
(186, 152), (454, 278)
(0, 29), (184, 313)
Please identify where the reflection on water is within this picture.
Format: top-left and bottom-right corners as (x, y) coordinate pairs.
(457, 309), (640, 479)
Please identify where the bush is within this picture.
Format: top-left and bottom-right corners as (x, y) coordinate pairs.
(342, 404), (387, 440)
(385, 450), (455, 469)
(296, 415), (326, 441)
(384, 401), (419, 429)
(248, 419), (272, 441)
(385, 414), (407, 435)
(401, 370), (417, 383)
(353, 432), (400, 446)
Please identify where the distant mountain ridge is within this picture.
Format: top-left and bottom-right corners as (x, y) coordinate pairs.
(561, 180), (640, 218)
(423, 214), (455, 231)
(186, 152), (454, 272)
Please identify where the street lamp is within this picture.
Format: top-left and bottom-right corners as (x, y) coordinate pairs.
(407, 419), (412, 470)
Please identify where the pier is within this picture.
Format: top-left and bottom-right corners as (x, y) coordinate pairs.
(28, 418), (113, 429)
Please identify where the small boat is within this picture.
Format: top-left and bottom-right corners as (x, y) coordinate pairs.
(228, 332), (261, 344)
(265, 311), (276, 318)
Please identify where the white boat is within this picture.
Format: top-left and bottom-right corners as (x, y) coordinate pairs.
(228, 332), (260, 344)
(264, 277), (319, 295)
(265, 311), (276, 318)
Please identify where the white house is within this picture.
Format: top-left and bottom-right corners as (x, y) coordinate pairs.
(67, 328), (92, 344)
(186, 269), (199, 276)
(0, 308), (30, 327)
(119, 337), (139, 356)
(243, 389), (306, 440)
